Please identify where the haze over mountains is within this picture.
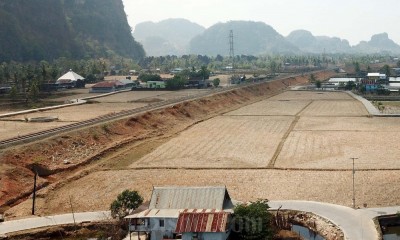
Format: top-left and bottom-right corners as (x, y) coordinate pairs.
(133, 19), (205, 56)
(133, 18), (400, 56)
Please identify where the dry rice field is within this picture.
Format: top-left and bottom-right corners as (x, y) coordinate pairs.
(134, 116), (294, 168)
(268, 91), (355, 101)
(7, 90), (400, 216)
(135, 90), (400, 170)
(226, 100), (310, 116)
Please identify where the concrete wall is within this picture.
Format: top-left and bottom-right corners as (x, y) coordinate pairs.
(149, 218), (177, 240)
(182, 232), (229, 240)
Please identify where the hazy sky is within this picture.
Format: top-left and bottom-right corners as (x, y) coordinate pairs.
(122, 0), (400, 46)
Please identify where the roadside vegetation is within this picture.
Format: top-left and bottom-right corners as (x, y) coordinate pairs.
(110, 190), (143, 219)
(232, 200), (276, 239)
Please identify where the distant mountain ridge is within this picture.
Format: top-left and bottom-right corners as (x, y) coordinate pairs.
(353, 33), (400, 54)
(133, 18), (205, 56)
(286, 30), (352, 53)
(189, 21), (299, 56)
(0, 0), (144, 62)
(135, 19), (400, 56)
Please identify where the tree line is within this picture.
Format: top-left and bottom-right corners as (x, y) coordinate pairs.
(1, 53), (398, 101)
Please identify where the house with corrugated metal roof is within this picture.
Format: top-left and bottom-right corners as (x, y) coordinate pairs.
(126, 186), (234, 240)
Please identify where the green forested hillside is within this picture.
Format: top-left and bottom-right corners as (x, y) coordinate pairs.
(0, 0), (145, 62)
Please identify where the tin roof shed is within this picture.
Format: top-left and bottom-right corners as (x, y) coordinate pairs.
(149, 186), (233, 210)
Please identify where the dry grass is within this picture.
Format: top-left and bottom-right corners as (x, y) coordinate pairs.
(299, 100), (368, 116)
(9, 169), (400, 217)
(225, 100), (310, 116)
(134, 116), (294, 168)
(275, 131), (400, 169)
(377, 101), (400, 114)
(295, 116), (400, 131)
(269, 91), (354, 101)
(6, 87), (400, 219)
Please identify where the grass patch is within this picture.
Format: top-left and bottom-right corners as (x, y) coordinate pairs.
(381, 101), (400, 107)
(99, 137), (171, 169)
(101, 123), (111, 133)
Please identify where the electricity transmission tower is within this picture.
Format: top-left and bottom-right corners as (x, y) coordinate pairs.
(229, 30), (235, 70)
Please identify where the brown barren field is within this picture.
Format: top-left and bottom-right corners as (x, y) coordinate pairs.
(299, 100), (368, 116)
(5, 71), (400, 219)
(0, 89), (210, 141)
(8, 169), (400, 217)
(225, 99), (310, 116)
(134, 116), (294, 168)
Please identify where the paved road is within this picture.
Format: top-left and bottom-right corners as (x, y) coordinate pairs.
(346, 91), (382, 115)
(1, 202), (399, 239)
(269, 200), (400, 240)
(0, 211), (110, 235)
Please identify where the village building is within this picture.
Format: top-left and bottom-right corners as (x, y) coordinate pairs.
(126, 186), (234, 240)
(146, 81), (166, 89)
(362, 73), (387, 92)
(325, 77), (360, 89)
(89, 79), (133, 93)
(56, 69), (85, 88)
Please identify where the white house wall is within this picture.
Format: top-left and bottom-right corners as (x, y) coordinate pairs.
(149, 218), (178, 240)
(182, 232), (229, 240)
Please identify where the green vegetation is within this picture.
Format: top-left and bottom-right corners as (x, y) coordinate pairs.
(138, 73), (162, 82)
(8, 86), (17, 100)
(101, 124), (111, 133)
(166, 75), (186, 90)
(28, 81), (40, 102)
(0, 0), (144, 62)
(376, 85), (390, 95)
(110, 190), (143, 219)
(345, 81), (356, 90)
(233, 199), (275, 240)
(354, 61), (361, 76)
(315, 80), (322, 89)
(213, 78), (221, 87)
(382, 64), (391, 77)
(309, 74), (316, 82)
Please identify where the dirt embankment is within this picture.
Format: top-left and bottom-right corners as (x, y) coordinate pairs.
(0, 72), (333, 211)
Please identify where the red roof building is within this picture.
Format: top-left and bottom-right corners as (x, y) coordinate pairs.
(175, 210), (230, 233)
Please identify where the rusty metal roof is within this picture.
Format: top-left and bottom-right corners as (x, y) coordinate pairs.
(175, 210), (230, 233)
(149, 186), (232, 210)
(125, 208), (232, 219)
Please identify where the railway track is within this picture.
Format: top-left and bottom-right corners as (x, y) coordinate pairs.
(0, 78), (278, 149)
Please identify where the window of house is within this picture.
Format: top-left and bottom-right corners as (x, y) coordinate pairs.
(159, 219), (165, 227)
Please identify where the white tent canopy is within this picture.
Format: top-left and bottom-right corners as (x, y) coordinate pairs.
(57, 69), (84, 83)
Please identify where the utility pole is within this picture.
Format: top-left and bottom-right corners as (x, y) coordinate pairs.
(350, 157), (358, 208)
(69, 195), (77, 232)
(32, 165), (37, 215)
